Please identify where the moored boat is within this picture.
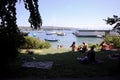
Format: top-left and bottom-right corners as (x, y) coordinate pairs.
(46, 31), (57, 35)
(57, 32), (65, 36)
(44, 38), (58, 42)
(73, 30), (104, 38)
(44, 36), (58, 42)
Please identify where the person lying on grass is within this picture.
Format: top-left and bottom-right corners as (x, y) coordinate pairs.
(100, 41), (114, 51)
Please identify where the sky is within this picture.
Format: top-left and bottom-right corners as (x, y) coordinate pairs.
(16, 0), (120, 30)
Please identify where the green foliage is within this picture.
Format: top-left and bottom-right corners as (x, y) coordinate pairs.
(87, 43), (101, 50)
(0, 0), (42, 64)
(39, 41), (51, 49)
(19, 36), (51, 49)
(104, 35), (120, 48)
(104, 35), (112, 44)
(23, 0), (42, 29)
(104, 15), (120, 34)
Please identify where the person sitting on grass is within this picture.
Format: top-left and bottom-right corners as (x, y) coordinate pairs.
(26, 48), (34, 54)
(87, 45), (96, 63)
(77, 46), (82, 51)
(70, 41), (77, 52)
(77, 45), (96, 64)
(78, 42), (88, 53)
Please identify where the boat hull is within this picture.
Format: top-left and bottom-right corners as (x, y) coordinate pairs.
(75, 35), (103, 37)
(73, 31), (103, 38)
(44, 39), (58, 42)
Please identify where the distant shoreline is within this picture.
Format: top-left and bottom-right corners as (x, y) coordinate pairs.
(19, 26), (112, 31)
(19, 26), (74, 31)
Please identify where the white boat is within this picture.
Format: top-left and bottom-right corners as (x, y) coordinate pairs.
(57, 32), (65, 36)
(46, 31), (57, 35)
(73, 30), (104, 38)
(96, 34), (103, 38)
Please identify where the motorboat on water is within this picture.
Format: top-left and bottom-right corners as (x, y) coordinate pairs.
(73, 30), (104, 38)
(46, 31), (57, 35)
(44, 38), (58, 42)
(44, 36), (58, 42)
(57, 32), (65, 36)
(75, 34), (103, 38)
(96, 34), (103, 38)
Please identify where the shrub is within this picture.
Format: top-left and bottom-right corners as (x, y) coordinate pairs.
(112, 36), (120, 48)
(39, 41), (51, 49)
(104, 35), (120, 48)
(87, 43), (101, 50)
(19, 36), (51, 49)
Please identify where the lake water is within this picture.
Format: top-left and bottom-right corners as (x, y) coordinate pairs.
(27, 30), (103, 48)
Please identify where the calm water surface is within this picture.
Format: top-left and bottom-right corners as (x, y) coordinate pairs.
(27, 30), (103, 48)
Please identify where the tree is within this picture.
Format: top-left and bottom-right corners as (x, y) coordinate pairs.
(0, 0), (42, 63)
(23, 0), (42, 29)
(104, 15), (120, 34)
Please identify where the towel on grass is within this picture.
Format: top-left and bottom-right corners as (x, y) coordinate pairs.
(22, 61), (53, 69)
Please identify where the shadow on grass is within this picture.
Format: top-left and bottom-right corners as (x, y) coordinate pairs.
(0, 50), (120, 79)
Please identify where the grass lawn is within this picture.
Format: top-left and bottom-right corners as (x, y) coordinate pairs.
(0, 48), (120, 78)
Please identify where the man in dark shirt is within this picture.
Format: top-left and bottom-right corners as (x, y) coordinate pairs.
(87, 46), (96, 63)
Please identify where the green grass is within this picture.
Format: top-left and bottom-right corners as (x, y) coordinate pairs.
(1, 48), (120, 78)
